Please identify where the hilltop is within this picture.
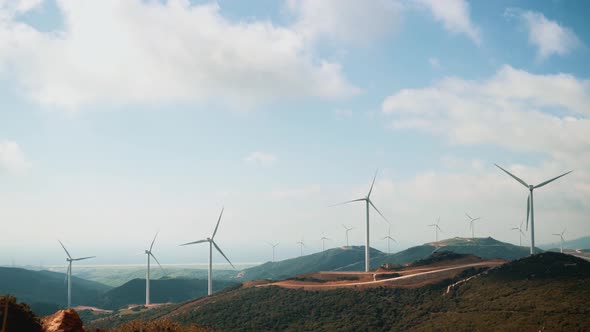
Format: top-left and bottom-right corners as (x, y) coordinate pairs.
(236, 246), (387, 281)
(0, 267), (110, 315)
(98, 278), (238, 309)
(341, 236), (535, 271)
(540, 235), (590, 251)
(91, 252), (590, 331)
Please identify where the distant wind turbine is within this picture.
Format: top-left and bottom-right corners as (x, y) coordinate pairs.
(511, 220), (526, 247)
(465, 213), (481, 239)
(342, 225), (354, 247)
(267, 242), (279, 262)
(296, 238), (305, 257)
(320, 235), (331, 251)
(333, 170), (389, 272)
(382, 227), (396, 254)
(180, 207), (234, 296)
(144, 232), (166, 306)
(428, 217), (442, 243)
(58, 240), (95, 308)
(495, 164), (572, 254)
(552, 228), (567, 254)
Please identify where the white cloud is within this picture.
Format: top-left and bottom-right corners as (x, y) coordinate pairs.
(244, 151), (277, 167)
(0, 0), (360, 110)
(415, 0), (480, 44)
(0, 0), (42, 15)
(428, 57), (441, 69)
(287, 0), (402, 45)
(521, 11), (580, 60)
(0, 140), (29, 174)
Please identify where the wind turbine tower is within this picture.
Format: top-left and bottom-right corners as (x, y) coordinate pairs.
(511, 220), (525, 246)
(342, 225), (354, 247)
(296, 239), (305, 257)
(58, 241), (95, 308)
(267, 242), (279, 262)
(382, 226), (396, 254)
(333, 170), (389, 272)
(465, 213), (481, 239)
(320, 236), (331, 251)
(495, 164), (572, 255)
(428, 218), (442, 243)
(180, 207), (234, 296)
(144, 232), (166, 306)
(552, 228), (567, 253)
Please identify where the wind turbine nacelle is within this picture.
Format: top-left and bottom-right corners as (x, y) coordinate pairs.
(144, 250), (150, 254)
(529, 185), (534, 190)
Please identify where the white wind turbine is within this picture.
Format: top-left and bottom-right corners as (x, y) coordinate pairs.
(428, 217), (442, 243)
(465, 213), (481, 239)
(296, 238), (305, 257)
(333, 170), (389, 272)
(58, 240), (95, 308)
(180, 207), (234, 296)
(144, 232), (166, 306)
(511, 220), (526, 247)
(382, 226), (396, 254)
(342, 225), (354, 247)
(267, 242), (279, 262)
(320, 235), (331, 252)
(552, 228), (567, 254)
(495, 164), (572, 254)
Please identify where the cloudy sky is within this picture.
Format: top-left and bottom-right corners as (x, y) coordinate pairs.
(0, 0), (588, 266)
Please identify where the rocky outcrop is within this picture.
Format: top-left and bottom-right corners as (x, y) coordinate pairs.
(41, 309), (83, 332)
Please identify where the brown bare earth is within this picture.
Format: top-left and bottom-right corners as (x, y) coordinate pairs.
(259, 256), (506, 290)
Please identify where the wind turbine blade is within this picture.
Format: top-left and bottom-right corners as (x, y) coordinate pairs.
(428, 224), (436, 227)
(180, 239), (208, 246)
(526, 194), (530, 231)
(150, 253), (167, 275)
(472, 217), (481, 221)
(552, 233), (560, 236)
(495, 164), (529, 188)
(369, 200), (389, 223)
(562, 227), (567, 236)
(534, 171), (572, 189)
(465, 213), (473, 220)
(511, 227), (519, 230)
(212, 207), (224, 239)
(149, 232), (159, 252)
(519, 230), (525, 236)
(437, 217), (440, 226)
(58, 240), (72, 259)
(212, 241), (234, 269)
(72, 256), (95, 261)
(331, 198), (365, 207)
(367, 169), (378, 197)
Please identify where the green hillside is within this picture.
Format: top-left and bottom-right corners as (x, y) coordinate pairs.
(343, 237), (536, 271)
(237, 246), (387, 281)
(100, 252), (590, 331)
(0, 267), (110, 314)
(540, 235), (590, 251)
(99, 278), (238, 309)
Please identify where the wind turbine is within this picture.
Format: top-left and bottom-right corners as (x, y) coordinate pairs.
(144, 232), (166, 306)
(511, 220), (526, 247)
(296, 238), (305, 257)
(180, 207), (234, 296)
(320, 235), (331, 252)
(495, 164), (572, 254)
(552, 228), (567, 253)
(382, 226), (396, 254)
(428, 217), (442, 243)
(465, 213), (481, 239)
(333, 170), (389, 272)
(58, 240), (95, 308)
(342, 225), (354, 247)
(267, 242), (279, 262)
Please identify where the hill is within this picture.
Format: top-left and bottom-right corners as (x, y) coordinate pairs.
(236, 246), (387, 281)
(540, 235), (590, 251)
(342, 237), (536, 271)
(92, 252), (590, 331)
(0, 267), (111, 315)
(98, 278), (238, 309)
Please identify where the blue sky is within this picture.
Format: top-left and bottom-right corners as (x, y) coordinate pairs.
(0, 0), (588, 266)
